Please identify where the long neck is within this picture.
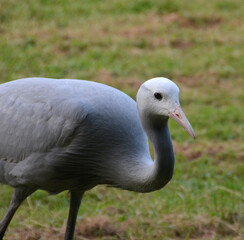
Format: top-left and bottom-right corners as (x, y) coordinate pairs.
(147, 119), (175, 191)
(138, 116), (175, 192)
(118, 116), (175, 193)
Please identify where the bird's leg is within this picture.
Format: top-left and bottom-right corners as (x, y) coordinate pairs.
(64, 191), (84, 240)
(0, 187), (36, 239)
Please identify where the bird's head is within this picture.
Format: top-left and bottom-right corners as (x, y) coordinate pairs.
(136, 77), (195, 138)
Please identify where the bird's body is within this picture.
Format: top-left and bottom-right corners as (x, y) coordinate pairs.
(0, 78), (154, 193)
(0, 77), (195, 240)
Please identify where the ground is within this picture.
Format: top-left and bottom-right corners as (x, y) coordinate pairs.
(0, 0), (243, 239)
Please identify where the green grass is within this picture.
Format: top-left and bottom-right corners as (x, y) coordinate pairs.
(0, 0), (243, 239)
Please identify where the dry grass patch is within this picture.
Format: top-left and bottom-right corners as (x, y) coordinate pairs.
(163, 214), (241, 240)
(76, 216), (126, 239)
(6, 226), (63, 240)
(6, 216), (126, 240)
(183, 16), (222, 29)
(170, 39), (193, 49)
(95, 69), (142, 92)
(154, 13), (222, 29)
(174, 141), (244, 162)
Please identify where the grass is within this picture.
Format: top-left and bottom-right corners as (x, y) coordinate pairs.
(0, 0), (243, 239)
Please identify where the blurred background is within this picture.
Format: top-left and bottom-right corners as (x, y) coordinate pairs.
(0, 0), (243, 239)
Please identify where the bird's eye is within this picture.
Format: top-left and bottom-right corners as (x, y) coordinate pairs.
(154, 92), (162, 100)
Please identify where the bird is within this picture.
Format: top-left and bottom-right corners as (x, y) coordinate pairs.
(0, 77), (195, 240)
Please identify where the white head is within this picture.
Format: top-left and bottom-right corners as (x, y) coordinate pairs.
(137, 77), (195, 138)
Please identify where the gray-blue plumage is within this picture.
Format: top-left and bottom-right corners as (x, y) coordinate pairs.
(0, 78), (150, 192)
(0, 77), (195, 240)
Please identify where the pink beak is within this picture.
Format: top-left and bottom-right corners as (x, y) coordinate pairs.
(169, 105), (196, 139)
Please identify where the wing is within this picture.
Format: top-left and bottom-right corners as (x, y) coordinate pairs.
(0, 84), (90, 187)
(0, 95), (88, 162)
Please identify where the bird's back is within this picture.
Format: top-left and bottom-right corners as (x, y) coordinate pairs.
(0, 78), (150, 192)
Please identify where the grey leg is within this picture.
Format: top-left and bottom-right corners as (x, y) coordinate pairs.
(64, 191), (84, 240)
(0, 187), (36, 239)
